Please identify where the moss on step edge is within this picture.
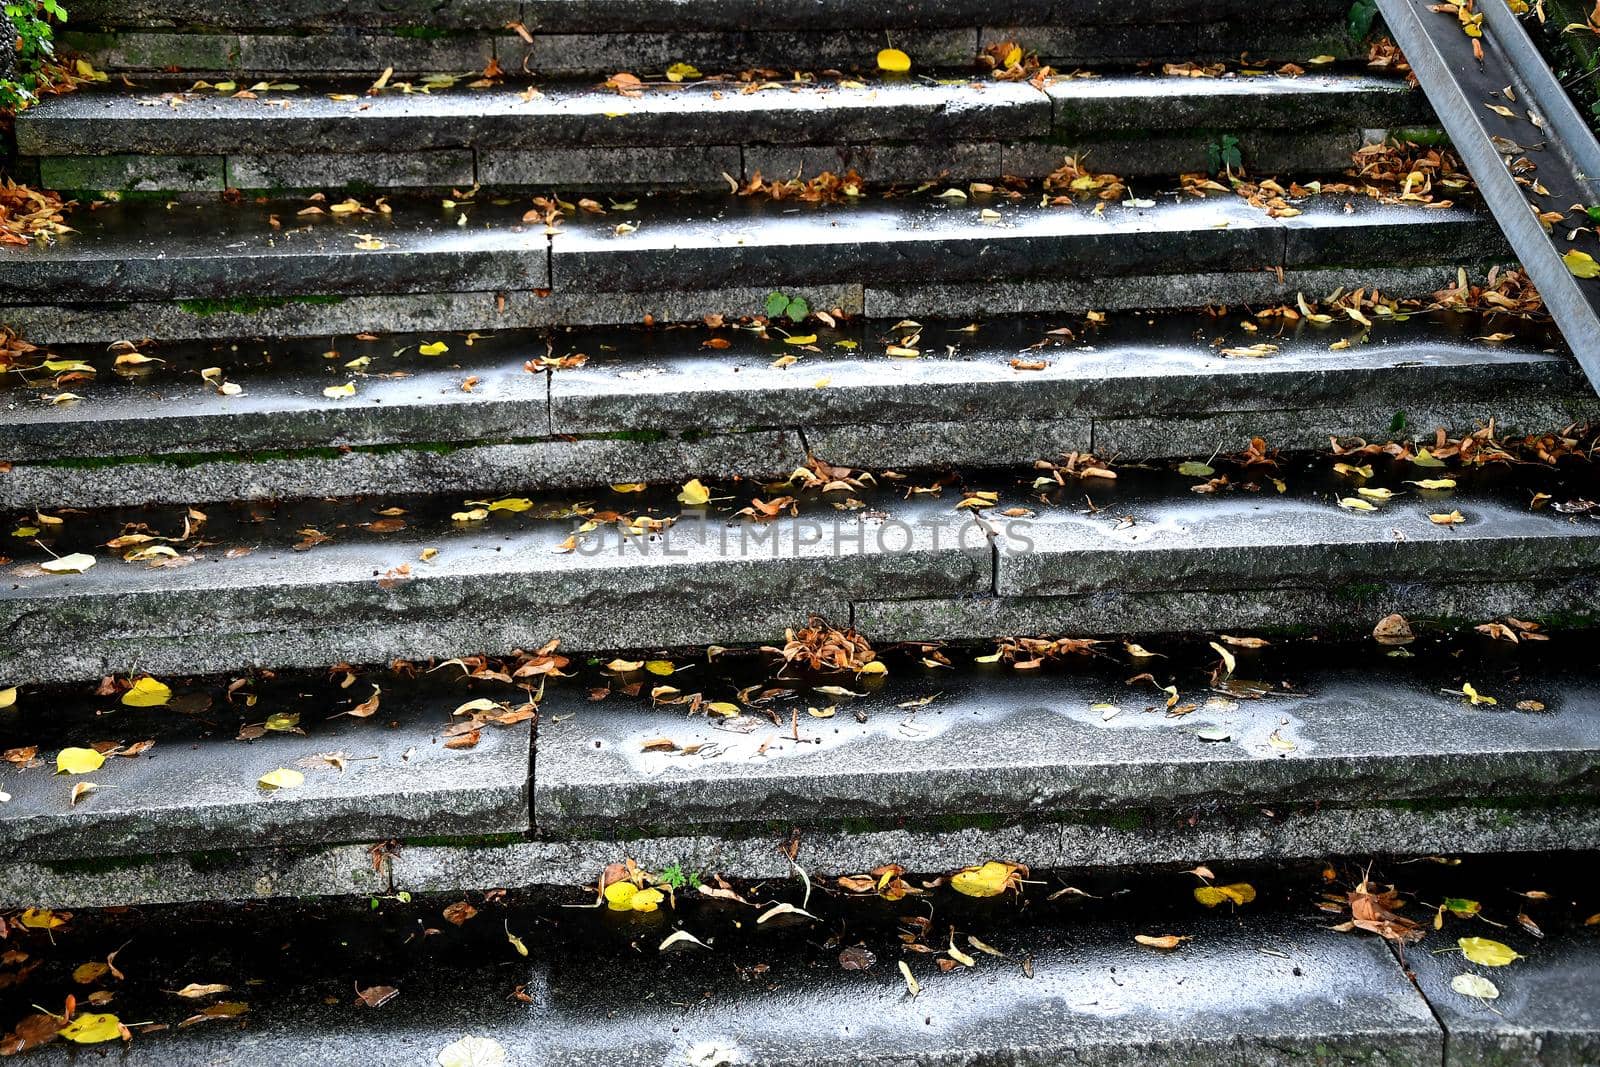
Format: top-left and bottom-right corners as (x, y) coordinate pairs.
(176, 295), (348, 317)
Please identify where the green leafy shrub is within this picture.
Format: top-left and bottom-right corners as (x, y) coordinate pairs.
(3, 1), (69, 113)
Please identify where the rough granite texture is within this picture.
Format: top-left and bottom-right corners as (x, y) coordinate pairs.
(531, 668), (1600, 835)
(11, 910), (1444, 1067)
(1405, 921), (1600, 1067)
(0, 683), (532, 861)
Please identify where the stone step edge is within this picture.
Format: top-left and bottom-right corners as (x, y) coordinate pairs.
(3, 797), (1594, 908)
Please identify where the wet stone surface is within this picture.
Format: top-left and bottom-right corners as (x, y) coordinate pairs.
(3, 856), (1598, 1064)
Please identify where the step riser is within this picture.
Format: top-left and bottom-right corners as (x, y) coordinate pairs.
(18, 77), (1430, 195)
(2, 803), (1594, 909)
(30, 131), (1406, 196)
(65, 0), (1345, 33)
(0, 266), (1500, 345)
(0, 216), (1504, 305)
(59, 18), (1354, 79)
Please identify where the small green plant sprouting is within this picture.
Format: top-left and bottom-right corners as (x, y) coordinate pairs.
(3, 1), (69, 113)
(763, 290), (811, 324)
(655, 863), (702, 890)
(1348, 0), (1380, 42)
(1206, 134), (1243, 175)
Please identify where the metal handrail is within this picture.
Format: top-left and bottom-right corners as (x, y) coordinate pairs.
(1378, 0), (1600, 395)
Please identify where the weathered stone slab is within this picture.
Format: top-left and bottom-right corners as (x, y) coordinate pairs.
(1047, 73), (1431, 133)
(806, 418), (1093, 468)
(0, 496), (989, 684)
(478, 145), (740, 189)
(743, 141), (1004, 183)
(0, 198), (550, 304)
(0, 433), (806, 510)
(1282, 200), (1509, 266)
(227, 150), (476, 191)
(550, 195), (1281, 293)
(533, 667), (1600, 835)
(18, 80), (1047, 157)
(500, 28), (980, 77)
(1407, 922), (1600, 1066)
(38, 153), (226, 193)
(0, 845), (384, 909)
(67, 0), (520, 30)
(995, 495), (1600, 598)
(989, 19), (1358, 65)
(0, 673), (532, 861)
(853, 578), (1600, 643)
(7, 903), (1444, 1066)
(865, 264), (1492, 318)
(1003, 130), (1372, 179)
(60, 29), (495, 74)
(1093, 399), (1600, 457)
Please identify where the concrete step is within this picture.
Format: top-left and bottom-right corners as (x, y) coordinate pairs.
(0, 880), (1482, 1065)
(2, 314), (1592, 509)
(17, 73), (1432, 194)
(0, 670), (532, 862)
(0, 192), (1507, 344)
(58, 0), (1358, 78)
(5, 646), (1599, 906)
(3, 468), (1597, 687)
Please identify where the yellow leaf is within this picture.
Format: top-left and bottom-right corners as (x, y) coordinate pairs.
(645, 660), (675, 676)
(1194, 882), (1256, 907)
(1459, 936), (1523, 966)
(20, 908), (67, 929)
(58, 1013), (123, 1044)
(121, 676), (172, 707)
(1407, 478), (1457, 490)
(877, 48), (912, 73)
(1484, 103), (1516, 118)
(258, 768), (305, 790)
(1339, 497), (1377, 511)
(857, 660), (888, 675)
(1333, 463), (1373, 478)
(678, 479), (712, 506)
(419, 341), (450, 356)
(705, 701), (740, 717)
(1430, 510), (1466, 525)
(885, 345), (920, 357)
(485, 497), (533, 513)
(629, 887), (664, 912)
(505, 924), (529, 957)
(1004, 45), (1023, 67)
(664, 61), (702, 82)
(950, 861), (1026, 897)
(323, 382), (357, 399)
(1358, 487), (1395, 501)
(783, 334), (818, 345)
(56, 747), (105, 775)
(1563, 249), (1599, 278)
(40, 553), (96, 574)
(438, 1035), (508, 1067)
(0, 687), (14, 709)
(606, 659), (643, 672)
(611, 483), (647, 493)
(1461, 682), (1498, 706)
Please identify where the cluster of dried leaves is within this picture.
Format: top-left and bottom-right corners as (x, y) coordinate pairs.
(775, 615), (880, 674)
(978, 41), (1054, 89)
(1042, 155), (1126, 202)
(738, 168), (866, 204)
(1333, 419), (1599, 469)
(0, 180), (73, 247)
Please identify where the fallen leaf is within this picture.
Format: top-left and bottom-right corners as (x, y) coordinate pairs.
(1193, 883), (1256, 907)
(121, 676), (172, 707)
(437, 1035), (508, 1067)
(40, 553), (96, 574)
(55, 747), (105, 775)
(57, 1013), (123, 1045)
(1459, 937), (1522, 966)
(878, 48), (912, 73)
(257, 768), (304, 790)
(1451, 973), (1500, 999)
(1134, 934), (1190, 949)
(950, 861), (1027, 898)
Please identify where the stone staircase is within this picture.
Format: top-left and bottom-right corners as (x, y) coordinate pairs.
(3, 1), (1600, 1062)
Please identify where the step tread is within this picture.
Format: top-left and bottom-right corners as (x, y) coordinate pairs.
(2, 315), (1575, 461)
(535, 665), (1600, 834)
(7, 906), (1445, 1066)
(16, 73), (1425, 158)
(2, 474), (1597, 683)
(0, 192), (1503, 305)
(0, 673), (532, 860)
